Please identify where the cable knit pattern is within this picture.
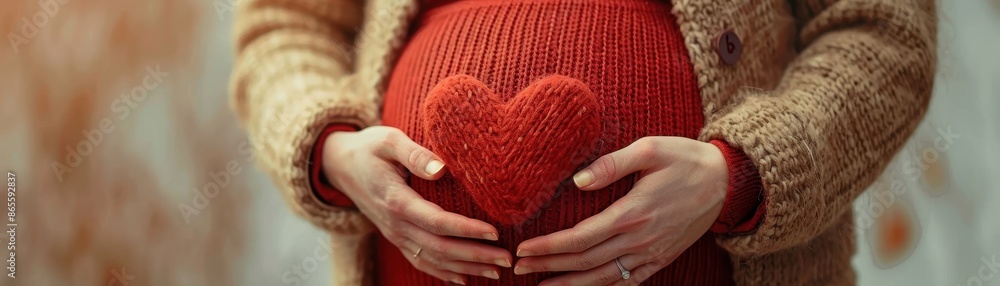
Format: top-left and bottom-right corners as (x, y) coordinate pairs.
(229, 0), (937, 285)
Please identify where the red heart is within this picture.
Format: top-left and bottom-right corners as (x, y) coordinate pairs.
(422, 75), (602, 226)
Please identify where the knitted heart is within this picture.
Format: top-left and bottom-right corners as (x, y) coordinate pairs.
(422, 75), (601, 226)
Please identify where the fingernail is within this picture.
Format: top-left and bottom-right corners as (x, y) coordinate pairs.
(514, 266), (532, 275)
(494, 258), (511, 268)
(573, 170), (594, 188)
(483, 270), (500, 279)
(516, 249), (533, 257)
(425, 160), (445, 175)
(451, 278), (466, 285)
(483, 232), (498, 241)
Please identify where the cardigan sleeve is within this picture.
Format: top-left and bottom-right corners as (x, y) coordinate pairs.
(708, 140), (766, 235)
(699, 0), (936, 256)
(228, 0), (375, 234)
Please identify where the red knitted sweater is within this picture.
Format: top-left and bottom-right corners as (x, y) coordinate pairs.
(310, 0), (765, 285)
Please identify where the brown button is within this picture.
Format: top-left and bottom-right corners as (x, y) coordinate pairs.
(715, 29), (741, 65)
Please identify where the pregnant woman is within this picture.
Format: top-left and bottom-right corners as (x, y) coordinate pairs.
(230, 0), (937, 285)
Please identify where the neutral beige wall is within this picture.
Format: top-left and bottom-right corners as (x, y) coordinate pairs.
(852, 1), (1000, 286)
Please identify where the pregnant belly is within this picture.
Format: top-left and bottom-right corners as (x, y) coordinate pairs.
(376, 0), (728, 285)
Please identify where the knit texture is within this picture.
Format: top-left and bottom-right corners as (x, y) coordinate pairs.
(709, 140), (766, 234)
(377, 1), (732, 284)
(422, 75), (602, 226)
(228, 0), (938, 285)
(228, 0), (377, 235)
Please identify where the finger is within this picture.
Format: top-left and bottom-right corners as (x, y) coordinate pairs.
(400, 239), (470, 285)
(573, 137), (661, 190)
(517, 199), (633, 256)
(402, 221), (512, 267)
(438, 260), (502, 280)
(409, 255), (469, 285)
(398, 194), (499, 241)
(377, 130), (447, 180)
(514, 234), (634, 274)
(537, 254), (644, 286)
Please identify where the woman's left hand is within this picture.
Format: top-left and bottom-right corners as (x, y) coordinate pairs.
(513, 136), (730, 286)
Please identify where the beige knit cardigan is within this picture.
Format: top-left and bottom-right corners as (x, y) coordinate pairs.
(229, 0), (937, 284)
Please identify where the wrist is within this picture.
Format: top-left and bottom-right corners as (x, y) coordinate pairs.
(321, 130), (350, 161)
(700, 141), (730, 205)
(321, 131), (351, 187)
(317, 127), (357, 198)
(308, 123), (362, 208)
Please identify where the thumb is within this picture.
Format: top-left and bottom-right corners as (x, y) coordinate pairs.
(573, 138), (658, 190)
(385, 133), (447, 180)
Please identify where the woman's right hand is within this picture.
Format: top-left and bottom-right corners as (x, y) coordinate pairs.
(321, 126), (511, 284)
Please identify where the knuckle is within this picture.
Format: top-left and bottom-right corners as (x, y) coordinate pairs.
(535, 243), (556, 256)
(468, 251), (486, 263)
(379, 128), (403, 149)
(459, 223), (476, 238)
(571, 256), (596, 270)
(569, 233), (591, 252)
(371, 128), (390, 143)
(382, 126), (403, 138)
(617, 208), (650, 232)
(407, 147), (426, 169)
(384, 190), (407, 216)
(390, 218), (406, 232)
(437, 214), (462, 236)
(640, 237), (660, 251)
(385, 216), (403, 232)
(534, 261), (552, 272)
(594, 156), (617, 182)
(427, 237), (447, 254)
(633, 137), (659, 158)
(427, 214), (447, 234)
(649, 240), (668, 255)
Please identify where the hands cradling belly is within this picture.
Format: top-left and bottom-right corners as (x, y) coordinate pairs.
(323, 120), (729, 285)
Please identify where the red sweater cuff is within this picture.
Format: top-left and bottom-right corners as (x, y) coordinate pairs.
(309, 124), (360, 208)
(708, 140), (766, 235)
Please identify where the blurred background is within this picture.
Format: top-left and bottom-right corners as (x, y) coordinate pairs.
(0, 1), (997, 285)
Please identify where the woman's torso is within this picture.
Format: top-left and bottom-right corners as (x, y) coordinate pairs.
(377, 0), (732, 284)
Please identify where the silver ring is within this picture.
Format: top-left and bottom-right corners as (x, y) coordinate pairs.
(412, 247), (423, 259)
(615, 258), (631, 280)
